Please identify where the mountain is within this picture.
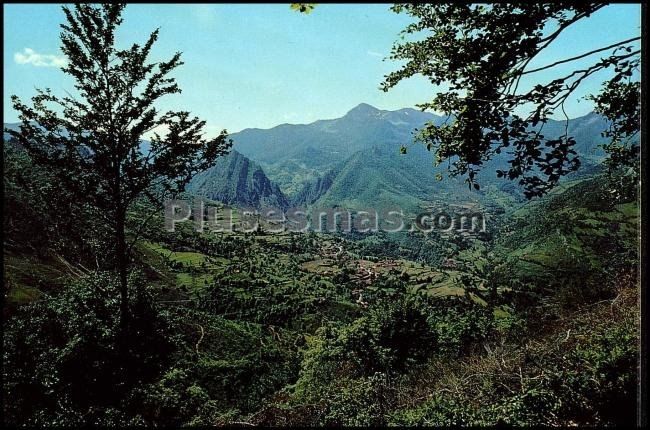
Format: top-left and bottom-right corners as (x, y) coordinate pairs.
(3, 124), (288, 210)
(3, 122), (20, 140)
(308, 144), (483, 212)
(540, 111), (611, 159)
(227, 105), (613, 212)
(187, 150), (288, 209)
(291, 167), (339, 207)
(3, 108), (615, 213)
(231, 104), (446, 195)
(233, 103), (440, 167)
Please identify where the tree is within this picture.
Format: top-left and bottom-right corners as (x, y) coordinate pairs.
(6, 4), (232, 331)
(382, 4), (640, 198)
(588, 79), (640, 201)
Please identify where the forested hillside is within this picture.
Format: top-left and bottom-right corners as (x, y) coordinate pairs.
(188, 150), (289, 209)
(227, 105), (614, 210)
(3, 134), (639, 425)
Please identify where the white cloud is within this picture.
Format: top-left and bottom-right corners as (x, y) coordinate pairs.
(367, 50), (384, 58)
(14, 48), (67, 68)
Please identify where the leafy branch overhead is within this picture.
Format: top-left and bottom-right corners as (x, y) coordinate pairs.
(291, 3), (317, 14)
(588, 80), (640, 173)
(382, 3), (640, 198)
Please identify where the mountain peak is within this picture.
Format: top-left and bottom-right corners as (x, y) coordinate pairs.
(346, 103), (381, 116)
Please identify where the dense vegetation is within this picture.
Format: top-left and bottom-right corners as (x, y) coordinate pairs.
(3, 135), (639, 426)
(2, 3), (640, 427)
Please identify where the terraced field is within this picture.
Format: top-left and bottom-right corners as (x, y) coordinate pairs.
(136, 222), (477, 314)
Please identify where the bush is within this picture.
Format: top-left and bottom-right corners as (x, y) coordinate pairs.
(2, 272), (173, 426)
(321, 373), (391, 426)
(136, 313), (299, 426)
(3, 270), (301, 427)
(307, 297), (439, 381)
(387, 285), (638, 427)
(292, 296), (492, 418)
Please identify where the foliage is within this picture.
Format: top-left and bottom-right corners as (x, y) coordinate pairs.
(293, 295), (493, 404)
(588, 80), (640, 200)
(388, 282), (638, 427)
(2, 271), (299, 426)
(383, 3), (640, 197)
(2, 272), (173, 426)
(290, 3), (316, 14)
(3, 141), (112, 263)
(135, 312), (298, 426)
(5, 3), (231, 319)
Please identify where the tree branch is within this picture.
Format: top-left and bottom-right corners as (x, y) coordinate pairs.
(522, 36), (640, 76)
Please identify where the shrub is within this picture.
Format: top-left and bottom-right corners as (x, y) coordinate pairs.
(2, 272), (173, 426)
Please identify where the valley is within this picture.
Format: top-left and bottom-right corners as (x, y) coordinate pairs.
(3, 103), (640, 426)
(2, 3), (641, 426)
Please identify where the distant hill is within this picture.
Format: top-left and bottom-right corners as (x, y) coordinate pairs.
(494, 175), (638, 288)
(290, 167), (339, 207)
(305, 145), (488, 212)
(187, 150), (288, 209)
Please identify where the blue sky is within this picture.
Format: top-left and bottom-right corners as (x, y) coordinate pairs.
(3, 3), (641, 134)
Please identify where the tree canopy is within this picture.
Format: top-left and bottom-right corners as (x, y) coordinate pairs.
(6, 3), (232, 325)
(382, 3), (640, 198)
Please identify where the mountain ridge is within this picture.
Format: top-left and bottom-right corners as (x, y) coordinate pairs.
(3, 107), (614, 212)
(187, 149), (288, 209)
(224, 104), (612, 210)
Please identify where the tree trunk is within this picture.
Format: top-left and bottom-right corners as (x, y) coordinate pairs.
(115, 207), (131, 392)
(116, 210), (129, 334)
